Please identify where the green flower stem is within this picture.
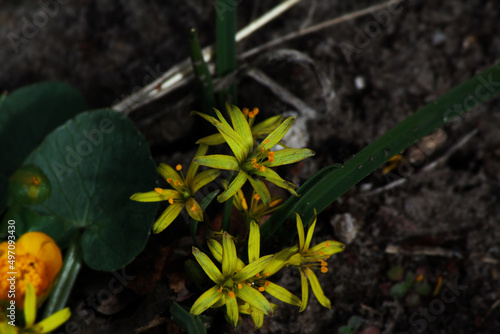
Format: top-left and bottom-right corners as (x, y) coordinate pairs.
(262, 63), (500, 247)
(42, 237), (82, 319)
(0, 202), (21, 238)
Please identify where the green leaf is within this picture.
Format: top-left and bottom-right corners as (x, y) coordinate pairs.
(262, 63), (500, 248)
(189, 28), (216, 116)
(0, 82), (88, 178)
(23, 109), (158, 271)
(215, 0), (237, 104)
(171, 301), (207, 334)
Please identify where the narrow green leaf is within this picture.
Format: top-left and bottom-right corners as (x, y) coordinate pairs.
(263, 63), (500, 248)
(189, 28), (216, 116)
(171, 301), (207, 334)
(216, 0), (237, 104)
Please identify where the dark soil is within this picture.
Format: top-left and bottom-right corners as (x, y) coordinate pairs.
(1, 1), (499, 333)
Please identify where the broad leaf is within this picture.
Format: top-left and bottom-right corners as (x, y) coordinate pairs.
(24, 109), (158, 271)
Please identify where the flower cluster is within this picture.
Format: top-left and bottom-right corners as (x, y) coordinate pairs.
(191, 215), (344, 328)
(193, 105), (315, 206)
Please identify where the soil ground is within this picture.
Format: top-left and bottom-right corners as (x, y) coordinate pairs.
(1, 1), (499, 333)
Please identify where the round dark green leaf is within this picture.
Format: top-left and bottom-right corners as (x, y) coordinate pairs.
(24, 109), (158, 271)
(0, 82), (88, 177)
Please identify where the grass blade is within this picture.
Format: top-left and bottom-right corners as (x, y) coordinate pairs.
(262, 63), (500, 246)
(215, 0), (237, 105)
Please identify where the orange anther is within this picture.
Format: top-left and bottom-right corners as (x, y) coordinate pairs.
(258, 287), (265, 292)
(155, 188), (163, 194)
(238, 283), (243, 289)
(260, 165), (266, 172)
(252, 107), (259, 116)
(321, 267), (328, 273)
(168, 198), (174, 204)
(253, 194), (261, 201)
(265, 281), (270, 287)
(255, 273), (260, 278)
(242, 108), (249, 115)
(32, 177), (40, 186)
(218, 286), (223, 293)
(324, 242), (330, 247)
(228, 291), (235, 298)
(167, 178), (173, 183)
(416, 275), (424, 282)
(174, 180), (179, 186)
(176, 164), (182, 171)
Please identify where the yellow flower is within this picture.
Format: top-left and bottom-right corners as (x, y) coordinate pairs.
(286, 213), (345, 311)
(190, 232), (274, 327)
(0, 232), (62, 309)
(130, 144), (220, 233)
(230, 186), (283, 226)
(0, 282), (70, 333)
(201, 222), (300, 329)
(193, 105), (315, 206)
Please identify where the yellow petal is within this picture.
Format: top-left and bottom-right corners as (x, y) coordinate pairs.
(262, 245), (298, 276)
(186, 198), (203, 221)
(248, 221), (260, 263)
(152, 203), (184, 233)
(255, 117), (295, 152)
(24, 282), (36, 327)
(130, 189), (180, 202)
(185, 144), (209, 183)
(253, 167), (298, 197)
(222, 232), (237, 277)
(194, 154), (239, 171)
(207, 239), (223, 263)
(233, 255), (273, 282)
(304, 215), (317, 252)
(304, 267), (331, 309)
(157, 163), (184, 190)
(190, 285), (223, 316)
(309, 240), (345, 256)
(265, 281), (301, 306)
(217, 170), (248, 203)
(266, 148), (315, 167)
(192, 169), (220, 194)
(228, 105), (253, 155)
(225, 291), (240, 327)
(195, 132), (226, 146)
(192, 247), (224, 283)
(247, 176), (271, 207)
(295, 213), (305, 251)
(237, 284), (273, 316)
(299, 270), (309, 312)
(32, 307), (71, 333)
(251, 115), (284, 138)
(250, 307), (265, 329)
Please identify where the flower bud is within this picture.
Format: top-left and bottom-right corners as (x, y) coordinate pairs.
(9, 165), (51, 205)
